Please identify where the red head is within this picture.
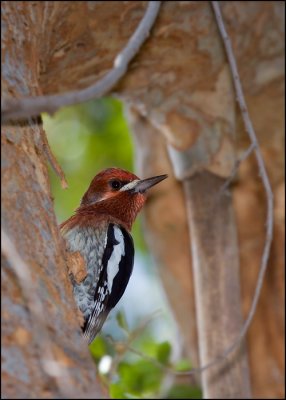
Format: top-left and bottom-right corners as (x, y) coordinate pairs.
(76, 168), (167, 231)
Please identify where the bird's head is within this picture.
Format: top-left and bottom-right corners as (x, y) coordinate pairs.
(77, 168), (167, 231)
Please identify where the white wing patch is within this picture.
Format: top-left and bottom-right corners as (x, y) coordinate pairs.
(106, 226), (125, 292)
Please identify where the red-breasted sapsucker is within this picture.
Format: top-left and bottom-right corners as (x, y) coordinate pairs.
(60, 167), (167, 344)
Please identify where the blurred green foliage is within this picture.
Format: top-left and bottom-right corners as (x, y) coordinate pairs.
(90, 311), (201, 399)
(43, 98), (201, 399)
(43, 97), (145, 250)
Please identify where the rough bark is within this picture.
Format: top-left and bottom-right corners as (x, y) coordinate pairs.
(1, 2), (105, 399)
(2, 1), (284, 399)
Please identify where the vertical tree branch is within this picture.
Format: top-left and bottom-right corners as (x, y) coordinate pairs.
(184, 171), (251, 398)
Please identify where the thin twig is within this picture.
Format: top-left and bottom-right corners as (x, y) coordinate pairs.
(127, 346), (170, 368)
(219, 143), (256, 195)
(126, 346), (201, 376)
(1, 229), (77, 398)
(107, 333), (221, 376)
(106, 310), (162, 377)
(40, 128), (68, 189)
(128, 309), (162, 340)
(180, 1), (274, 375)
(1, 1), (161, 123)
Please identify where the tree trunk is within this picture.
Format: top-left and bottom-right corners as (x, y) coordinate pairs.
(1, 2), (106, 399)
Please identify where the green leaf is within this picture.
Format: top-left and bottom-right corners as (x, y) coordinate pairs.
(89, 336), (107, 360)
(166, 384), (202, 399)
(109, 382), (128, 399)
(174, 358), (192, 372)
(156, 341), (171, 365)
(118, 360), (162, 395)
(116, 310), (129, 332)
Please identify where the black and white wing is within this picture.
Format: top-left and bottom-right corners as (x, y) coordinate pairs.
(83, 223), (134, 344)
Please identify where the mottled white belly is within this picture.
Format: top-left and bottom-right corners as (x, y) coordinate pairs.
(63, 225), (107, 319)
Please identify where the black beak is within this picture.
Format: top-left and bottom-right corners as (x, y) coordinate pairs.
(134, 174), (168, 194)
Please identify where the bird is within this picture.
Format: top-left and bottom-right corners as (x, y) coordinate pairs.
(60, 167), (167, 344)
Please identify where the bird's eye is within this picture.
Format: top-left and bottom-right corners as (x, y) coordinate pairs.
(110, 180), (122, 190)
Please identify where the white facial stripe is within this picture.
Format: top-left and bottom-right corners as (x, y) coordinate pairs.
(90, 193), (110, 204)
(120, 179), (140, 191)
(106, 226), (125, 292)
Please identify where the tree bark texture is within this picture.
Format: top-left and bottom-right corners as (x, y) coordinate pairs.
(1, 2), (106, 399)
(185, 172), (251, 399)
(2, 1), (284, 399)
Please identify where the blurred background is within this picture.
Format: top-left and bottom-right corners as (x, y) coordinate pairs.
(43, 98), (201, 399)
